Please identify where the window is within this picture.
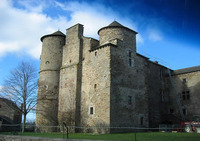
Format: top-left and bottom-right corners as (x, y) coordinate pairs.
(183, 78), (187, 83)
(183, 109), (186, 115)
(170, 109), (174, 114)
(182, 90), (190, 100)
(45, 61), (49, 64)
(128, 96), (132, 105)
(90, 107), (94, 115)
(94, 84), (97, 89)
(127, 50), (134, 67)
(128, 58), (132, 66)
(95, 51), (97, 56)
(140, 117), (144, 125)
(129, 51), (132, 58)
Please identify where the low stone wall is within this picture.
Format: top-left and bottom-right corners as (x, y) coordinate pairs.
(0, 135), (106, 141)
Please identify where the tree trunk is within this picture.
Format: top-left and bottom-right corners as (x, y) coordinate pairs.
(22, 113), (26, 133)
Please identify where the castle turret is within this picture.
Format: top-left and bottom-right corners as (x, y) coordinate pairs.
(98, 21), (137, 52)
(36, 31), (65, 132)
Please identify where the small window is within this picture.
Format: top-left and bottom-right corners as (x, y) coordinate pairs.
(183, 109), (186, 115)
(170, 109), (174, 114)
(128, 59), (132, 66)
(140, 117), (144, 125)
(128, 50), (132, 57)
(128, 96), (132, 105)
(182, 95), (186, 100)
(182, 90), (190, 100)
(94, 84), (97, 89)
(45, 61), (49, 64)
(95, 52), (97, 56)
(183, 78), (187, 83)
(69, 60), (72, 63)
(127, 50), (134, 67)
(90, 107), (94, 115)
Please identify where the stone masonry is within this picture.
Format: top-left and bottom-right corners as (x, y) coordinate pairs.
(36, 21), (200, 133)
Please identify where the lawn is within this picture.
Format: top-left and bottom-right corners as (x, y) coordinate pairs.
(0, 132), (200, 141)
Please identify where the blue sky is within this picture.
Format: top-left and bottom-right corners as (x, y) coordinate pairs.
(0, 0), (200, 121)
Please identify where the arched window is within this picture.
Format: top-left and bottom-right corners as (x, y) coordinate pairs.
(45, 61), (49, 64)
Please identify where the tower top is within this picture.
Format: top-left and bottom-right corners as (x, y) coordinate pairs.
(108, 21), (123, 27)
(41, 31), (66, 42)
(98, 21), (138, 35)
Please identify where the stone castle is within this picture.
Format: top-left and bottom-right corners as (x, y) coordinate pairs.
(36, 21), (200, 133)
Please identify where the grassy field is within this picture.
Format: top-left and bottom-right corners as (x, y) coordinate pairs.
(0, 132), (200, 141)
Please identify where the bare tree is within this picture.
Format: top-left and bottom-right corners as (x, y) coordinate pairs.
(0, 61), (38, 133)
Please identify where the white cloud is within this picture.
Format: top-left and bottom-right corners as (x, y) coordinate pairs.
(149, 32), (162, 41)
(0, 0), (68, 59)
(0, 0), (144, 59)
(147, 28), (163, 42)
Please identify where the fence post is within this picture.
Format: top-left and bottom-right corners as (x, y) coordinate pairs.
(67, 126), (69, 139)
(135, 132), (136, 141)
(62, 123), (64, 139)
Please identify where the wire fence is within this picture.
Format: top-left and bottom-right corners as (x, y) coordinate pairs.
(0, 124), (200, 141)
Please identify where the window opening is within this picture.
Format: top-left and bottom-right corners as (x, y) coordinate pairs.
(90, 107), (94, 115)
(183, 78), (187, 83)
(129, 51), (132, 57)
(129, 59), (132, 66)
(183, 109), (186, 115)
(94, 84), (97, 88)
(128, 96), (132, 105)
(95, 52), (97, 56)
(182, 90), (190, 100)
(128, 50), (134, 67)
(45, 61), (49, 64)
(170, 109), (174, 114)
(140, 117), (144, 125)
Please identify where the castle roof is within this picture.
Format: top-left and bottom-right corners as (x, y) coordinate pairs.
(108, 21), (124, 27)
(41, 31), (66, 42)
(98, 21), (138, 35)
(173, 66), (200, 75)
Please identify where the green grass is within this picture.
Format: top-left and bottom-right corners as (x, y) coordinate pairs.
(0, 132), (200, 141)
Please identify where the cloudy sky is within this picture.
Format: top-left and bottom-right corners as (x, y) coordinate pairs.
(0, 0), (200, 121)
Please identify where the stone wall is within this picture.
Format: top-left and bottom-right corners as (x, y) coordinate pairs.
(0, 98), (21, 124)
(58, 24), (83, 129)
(81, 38), (111, 133)
(169, 70), (200, 121)
(107, 26), (148, 130)
(147, 62), (169, 127)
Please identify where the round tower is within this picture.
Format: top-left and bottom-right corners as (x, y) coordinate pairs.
(98, 21), (138, 51)
(36, 31), (65, 132)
